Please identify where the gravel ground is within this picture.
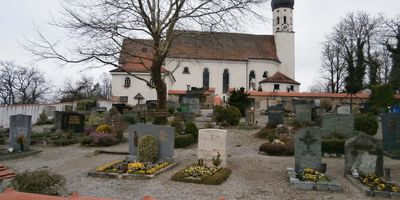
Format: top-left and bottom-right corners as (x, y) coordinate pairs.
(2, 128), (400, 200)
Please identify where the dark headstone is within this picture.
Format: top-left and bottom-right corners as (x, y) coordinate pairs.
(54, 111), (85, 133)
(382, 113), (400, 154)
(312, 107), (325, 124)
(64, 105), (73, 112)
(9, 115), (32, 151)
(127, 124), (175, 162)
(321, 114), (354, 138)
(344, 134), (384, 176)
(295, 104), (312, 122)
(246, 110), (255, 124)
(294, 127), (322, 171)
(182, 97), (200, 113)
(268, 106), (284, 126)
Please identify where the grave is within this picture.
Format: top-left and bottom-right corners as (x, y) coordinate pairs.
(321, 114), (354, 138)
(344, 134), (383, 176)
(294, 127), (321, 171)
(245, 110), (255, 124)
(182, 97), (200, 114)
(311, 107), (325, 124)
(295, 104), (312, 123)
(198, 129), (228, 168)
(267, 106), (284, 126)
(337, 106), (351, 114)
(9, 115), (32, 152)
(288, 127), (342, 191)
(127, 124), (175, 162)
(382, 113), (400, 157)
(54, 111), (85, 133)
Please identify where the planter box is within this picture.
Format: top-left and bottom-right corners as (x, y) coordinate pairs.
(88, 162), (179, 179)
(0, 149), (42, 161)
(287, 168), (342, 191)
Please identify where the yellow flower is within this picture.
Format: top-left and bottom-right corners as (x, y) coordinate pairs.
(95, 160), (123, 172)
(377, 184), (386, 191)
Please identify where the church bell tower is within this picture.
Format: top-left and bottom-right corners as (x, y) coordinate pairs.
(272, 0), (295, 79)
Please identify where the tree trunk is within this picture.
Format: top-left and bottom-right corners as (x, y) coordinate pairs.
(156, 82), (167, 111)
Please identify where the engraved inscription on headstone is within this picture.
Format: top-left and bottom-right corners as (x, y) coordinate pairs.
(294, 127), (321, 171)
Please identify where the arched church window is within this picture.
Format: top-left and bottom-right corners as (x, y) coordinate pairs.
(183, 67), (190, 74)
(249, 71), (256, 91)
(203, 68), (210, 89)
(223, 69), (229, 93)
(263, 71), (269, 78)
(277, 17), (280, 25)
(124, 77), (131, 88)
(284, 16), (287, 24)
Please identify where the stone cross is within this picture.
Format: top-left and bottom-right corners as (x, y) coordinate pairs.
(300, 130), (317, 155)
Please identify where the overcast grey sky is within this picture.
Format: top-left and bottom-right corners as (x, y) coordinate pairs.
(1, 0), (399, 92)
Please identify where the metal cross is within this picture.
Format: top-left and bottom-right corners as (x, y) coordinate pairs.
(299, 130), (317, 155)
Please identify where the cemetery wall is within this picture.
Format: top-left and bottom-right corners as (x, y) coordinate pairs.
(0, 100), (112, 128)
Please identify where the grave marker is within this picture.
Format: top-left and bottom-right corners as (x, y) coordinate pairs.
(198, 129), (228, 167)
(127, 124), (175, 162)
(381, 113), (400, 154)
(9, 115), (32, 151)
(295, 104), (312, 123)
(294, 127), (321, 171)
(268, 106), (284, 126)
(321, 114), (354, 138)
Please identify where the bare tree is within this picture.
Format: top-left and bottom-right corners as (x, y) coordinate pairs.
(25, 0), (266, 111)
(331, 12), (382, 93)
(99, 72), (112, 100)
(0, 61), (52, 105)
(383, 16), (400, 91)
(59, 76), (95, 102)
(319, 40), (346, 93)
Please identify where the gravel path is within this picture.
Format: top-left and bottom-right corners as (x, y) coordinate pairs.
(2, 128), (400, 200)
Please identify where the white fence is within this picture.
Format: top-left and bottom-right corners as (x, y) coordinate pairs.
(0, 101), (113, 128)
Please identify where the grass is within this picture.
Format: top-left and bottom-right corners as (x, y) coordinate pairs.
(171, 167), (231, 185)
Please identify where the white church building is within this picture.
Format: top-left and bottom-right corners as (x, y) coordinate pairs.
(111, 0), (300, 106)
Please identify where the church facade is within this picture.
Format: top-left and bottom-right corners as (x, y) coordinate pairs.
(111, 0), (299, 106)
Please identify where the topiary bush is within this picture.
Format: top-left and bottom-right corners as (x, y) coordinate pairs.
(36, 111), (49, 125)
(225, 106), (241, 126)
(228, 87), (251, 116)
(354, 113), (378, 136)
(122, 113), (137, 124)
(322, 139), (345, 154)
(175, 134), (196, 148)
(214, 106), (226, 123)
(170, 117), (184, 134)
(11, 169), (66, 196)
(184, 121), (198, 138)
(138, 135), (158, 162)
(96, 124), (112, 133)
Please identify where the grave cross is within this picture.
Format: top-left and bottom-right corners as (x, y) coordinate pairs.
(300, 130), (317, 155)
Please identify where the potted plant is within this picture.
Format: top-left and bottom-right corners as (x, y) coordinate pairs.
(16, 134), (25, 152)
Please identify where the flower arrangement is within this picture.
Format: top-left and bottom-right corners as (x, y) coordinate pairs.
(359, 174), (400, 193)
(297, 168), (329, 182)
(183, 164), (219, 178)
(16, 134), (26, 144)
(212, 152), (222, 167)
(96, 160), (170, 175)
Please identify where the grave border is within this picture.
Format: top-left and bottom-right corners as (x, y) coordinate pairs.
(287, 168), (342, 191)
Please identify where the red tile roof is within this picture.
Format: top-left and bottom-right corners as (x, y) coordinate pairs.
(0, 165), (15, 180)
(118, 32), (280, 70)
(247, 91), (393, 99)
(110, 56), (169, 73)
(259, 72), (300, 85)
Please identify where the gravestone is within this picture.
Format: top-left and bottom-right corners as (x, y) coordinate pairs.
(381, 113), (400, 154)
(43, 106), (56, 118)
(344, 134), (383, 176)
(127, 124), (175, 162)
(64, 105), (73, 112)
(183, 97), (200, 113)
(294, 127), (321, 171)
(246, 110), (255, 124)
(198, 129), (228, 167)
(54, 111), (85, 133)
(268, 106), (284, 126)
(9, 115), (32, 151)
(337, 106), (351, 114)
(295, 104), (312, 122)
(321, 114), (354, 138)
(311, 107), (325, 124)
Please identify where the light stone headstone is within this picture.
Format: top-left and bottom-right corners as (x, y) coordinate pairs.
(381, 113), (400, 154)
(294, 127), (321, 171)
(127, 124), (175, 162)
(9, 114), (32, 151)
(344, 134), (383, 176)
(198, 129), (228, 167)
(321, 114), (354, 138)
(337, 106), (351, 114)
(295, 104), (313, 123)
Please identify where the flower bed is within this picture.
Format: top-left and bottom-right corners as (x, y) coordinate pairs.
(297, 168), (329, 182)
(171, 163), (231, 185)
(359, 174), (399, 193)
(89, 160), (177, 179)
(287, 168), (342, 191)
